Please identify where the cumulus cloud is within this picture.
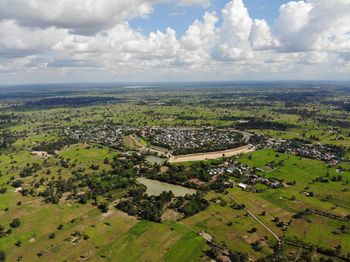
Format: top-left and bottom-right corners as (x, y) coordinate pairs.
(0, 0), (157, 35)
(216, 0), (253, 61)
(275, 0), (313, 52)
(250, 19), (277, 50)
(182, 12), (218, 49)
(0, 0), (349, 81)
(214, 0), (277, 60)
(0, 20), (66, 57)
(275, 0), (350, 52)
(177, 12), (218, 66)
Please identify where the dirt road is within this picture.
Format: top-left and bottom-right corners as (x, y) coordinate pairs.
(227, 193), (281, 243)
(168, 144), (255, 163)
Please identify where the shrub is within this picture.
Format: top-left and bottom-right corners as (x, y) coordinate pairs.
(0, 250), (6, 262)
(10, 218), (21, 229)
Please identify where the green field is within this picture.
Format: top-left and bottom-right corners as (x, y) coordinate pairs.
(0, 84), (349, 261)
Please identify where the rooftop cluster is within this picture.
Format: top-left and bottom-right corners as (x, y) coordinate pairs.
(272, 138), (344, 165)
(63, 125), (136, 149)
(142, 127), (245, 155)
(209, 160), (283, 192)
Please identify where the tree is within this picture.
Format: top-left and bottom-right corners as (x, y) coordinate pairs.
(98, 202), (108, 213)
(79, 194), (88, 204)
(11, 180), (22, 188)
(83, 234), (90, 240)
(249, 227), (257, 233)
(230, 251), (248, 262)
(0, 251), (6, 262)
(251, 240), (262, 251)
(10, 218), (21, 228)
(340, 225), (346, 232)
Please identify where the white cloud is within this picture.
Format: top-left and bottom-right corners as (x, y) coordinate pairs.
(177, 12), (218, 66)
(0, 55), (35, 73)
(0, 20), (66, 57)
(250, 19), (277, 50)
(182, 12), (218, 50)
(216, 0), (253, 61)
(275, 0), (350, 53)
(177, 0), (210, 6)
(122, 28), (179, 60)
(0, 0), (157, 35)
(0, 0), (349, 81)
(275, 1), (313, 51)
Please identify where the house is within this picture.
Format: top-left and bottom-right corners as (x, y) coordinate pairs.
(271, 181), (281, 188)
(226, 167), (235, 174)
(238, 183), (249, 190)
(304, 191), (313, 197)
(199, 231), (213, 242)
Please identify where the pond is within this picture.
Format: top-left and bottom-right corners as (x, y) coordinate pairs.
(136, 177), (196, 197)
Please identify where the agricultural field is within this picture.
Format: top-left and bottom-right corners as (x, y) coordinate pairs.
(0, 83), (350, 261)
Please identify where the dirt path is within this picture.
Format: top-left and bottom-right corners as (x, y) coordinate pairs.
(233, 129), (252, 143)
(168, 144), (255, 163)
(130, 135), (169, 156)
(180, 222), (227, 251)
(227, 193), (281, 243)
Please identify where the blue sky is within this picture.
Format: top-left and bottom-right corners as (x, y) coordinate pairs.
(130, 0), (290, 37)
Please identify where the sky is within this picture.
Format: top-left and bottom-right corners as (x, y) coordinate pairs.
(0, 0), (350, 84)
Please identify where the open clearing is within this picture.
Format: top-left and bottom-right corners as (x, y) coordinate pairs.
(30, 150), (52, 158)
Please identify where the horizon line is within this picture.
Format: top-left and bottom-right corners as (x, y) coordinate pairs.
(1, 79), (350, 87)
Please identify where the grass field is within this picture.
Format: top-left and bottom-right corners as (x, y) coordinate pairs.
(0, 85), (349, 261)
(230, 149), (350, 257)
(1, 197), (207, 262)
(239, 149), (350, 213)
(183, 192), (275, 260)
(94, 220), (207, 262)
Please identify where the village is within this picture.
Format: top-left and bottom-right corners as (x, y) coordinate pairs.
(61, 124), (251, 157)
(207, 159), (283, 191)
(57, 124), (283, 194)
(269, 138), (344, 165)
(140, 127), (245, 155)
(62, 124), (137, 149)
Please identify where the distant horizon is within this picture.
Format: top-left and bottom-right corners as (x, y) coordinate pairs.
(1, 79), (350, 87)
